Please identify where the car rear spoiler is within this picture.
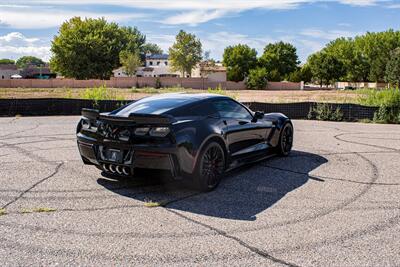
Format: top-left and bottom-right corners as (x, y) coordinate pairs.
(81, 108), (174, 125)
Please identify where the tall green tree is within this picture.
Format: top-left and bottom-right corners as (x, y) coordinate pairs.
(308, 52), (345, 87)
(259, 41), (299, 81)
(287, 64), (312, 83)
(0, 59), (15, 65)
(168, 30), (202, 77)
(119, 51), (142, 77)
(50, 17), (145, 79)
(385, 48), (400, 87)
(16, 56), (44, 68)
(142, 43), (163, 55)
(324, 38), (369, 82)
(222, 44), (257, 82)
(246, 67), (268, 90)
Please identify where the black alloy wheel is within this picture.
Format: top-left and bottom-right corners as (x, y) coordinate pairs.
(195, 142), (225, 191)
(278, 123), (293, 156)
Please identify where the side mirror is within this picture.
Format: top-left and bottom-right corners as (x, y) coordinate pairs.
(252, 111), (264, 122)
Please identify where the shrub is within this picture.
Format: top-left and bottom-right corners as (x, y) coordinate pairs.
(246, 67), (268, 90)
(358, 88), (400, 123)
(308, 103), (343, 121)
(208, 85), (237, 100)
(155, 77), (162, 89)
(81, 84), (124, 103)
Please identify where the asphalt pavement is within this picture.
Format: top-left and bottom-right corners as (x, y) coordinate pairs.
(0, 116), (399, 266)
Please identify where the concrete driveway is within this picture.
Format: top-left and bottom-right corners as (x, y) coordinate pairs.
(0, 116), (399, 266)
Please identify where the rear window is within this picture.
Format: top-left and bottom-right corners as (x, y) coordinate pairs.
(112, 97), (193, 117)
(168, 102), (217, 117)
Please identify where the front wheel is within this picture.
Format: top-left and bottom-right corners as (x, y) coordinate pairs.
(192, 142), (225, 192)
(277, 123), (293, 156)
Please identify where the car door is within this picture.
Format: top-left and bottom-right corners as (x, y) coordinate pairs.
(212, 99), (271, 158)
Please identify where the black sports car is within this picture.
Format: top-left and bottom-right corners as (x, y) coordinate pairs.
(76, 93), (293, 191)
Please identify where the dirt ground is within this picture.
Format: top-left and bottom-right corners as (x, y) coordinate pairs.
(0, 87), (362, 103)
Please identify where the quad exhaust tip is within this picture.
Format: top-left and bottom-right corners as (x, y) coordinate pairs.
(103, 164), (131, 176)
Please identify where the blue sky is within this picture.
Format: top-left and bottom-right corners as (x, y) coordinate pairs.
(0, 0), (399, 63)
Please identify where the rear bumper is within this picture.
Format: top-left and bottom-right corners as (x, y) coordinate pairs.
(77, 133), (182, 177)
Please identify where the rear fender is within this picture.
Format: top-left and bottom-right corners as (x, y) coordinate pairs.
(264, 113), (292, 147)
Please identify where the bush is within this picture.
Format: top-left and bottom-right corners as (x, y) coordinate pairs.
(155, 78), (162, 89)
(246, 67), (268, 90)
(358, 88), (400, 123)
(308, 103), (343, 121)
(81, 84), (124, 102)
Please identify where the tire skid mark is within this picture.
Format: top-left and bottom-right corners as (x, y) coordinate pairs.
(165, 208), (300, 267)
(0, 123), (40, 139)
(1, 162), (64, 209)
(334, 132), (400, 152)
(0, 236), (262, 265)
(260, 164), (399, 186)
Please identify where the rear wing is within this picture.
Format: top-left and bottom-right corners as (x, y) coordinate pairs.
(81, 108), (174, 125)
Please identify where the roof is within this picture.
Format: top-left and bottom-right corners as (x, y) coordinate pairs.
(0, 64), (18, 70)
(111, 93), (227, 117)
(146, 54), (169, 60)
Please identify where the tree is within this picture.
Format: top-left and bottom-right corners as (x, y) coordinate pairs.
(120, 51), (142, 77)
(168, 30), (202, 77)
(0, 59), (15, 65)
(324, 37), (369, 82)
(308, 52), (345, 87)
(142, 43), (163, 55)
(259, 41), (299, 81)
(50, 17), (146, 79)
(385, 48), (400, 87)
(222, 44), (257, 82)
(246, 67), (268, 89)
(287, 64), (312, 83)
(16, 56), (44, 68)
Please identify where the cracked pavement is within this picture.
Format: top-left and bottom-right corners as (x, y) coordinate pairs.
(0, 116), (400, 266)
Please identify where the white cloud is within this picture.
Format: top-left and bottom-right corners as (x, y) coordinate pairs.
(0, 0), (388, 26)
(0, 32), (51, 61)
(162, 10), (230, 26)
(300, 28), (361, 39)
(0, 6), (146, 29)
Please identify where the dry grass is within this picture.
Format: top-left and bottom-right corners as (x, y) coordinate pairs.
(0, 87), (362, 103)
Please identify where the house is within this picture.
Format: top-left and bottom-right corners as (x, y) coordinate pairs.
(112, 67), (126, 78)
(20, 65), (56, 79)
(112, 54), (180, 78)
(192, 61), (227, 82)
(0, 64), (19, 79)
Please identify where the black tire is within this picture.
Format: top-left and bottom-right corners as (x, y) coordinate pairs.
(192, 141), (226, 192)
(277, 122), (293, 156)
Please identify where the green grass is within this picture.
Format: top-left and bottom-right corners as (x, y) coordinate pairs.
(356, 88), (400, 106)
(356, 88), (400, 123)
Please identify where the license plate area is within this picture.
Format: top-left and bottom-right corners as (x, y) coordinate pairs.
(99, 146), (133, 164)
(105, 148), (122, 163)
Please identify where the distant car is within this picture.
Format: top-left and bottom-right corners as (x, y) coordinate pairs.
(76, 94), (293, 191)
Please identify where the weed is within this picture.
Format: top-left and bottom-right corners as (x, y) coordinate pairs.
(208, 85), (237, 99)
(19, 207), (57, 214)
(144, 200), (167, 208)
(155, 78), (162, 89)
(308, 103), (343, 121)
(81, 84), (125, 102)
(0, 208), (6, 216)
